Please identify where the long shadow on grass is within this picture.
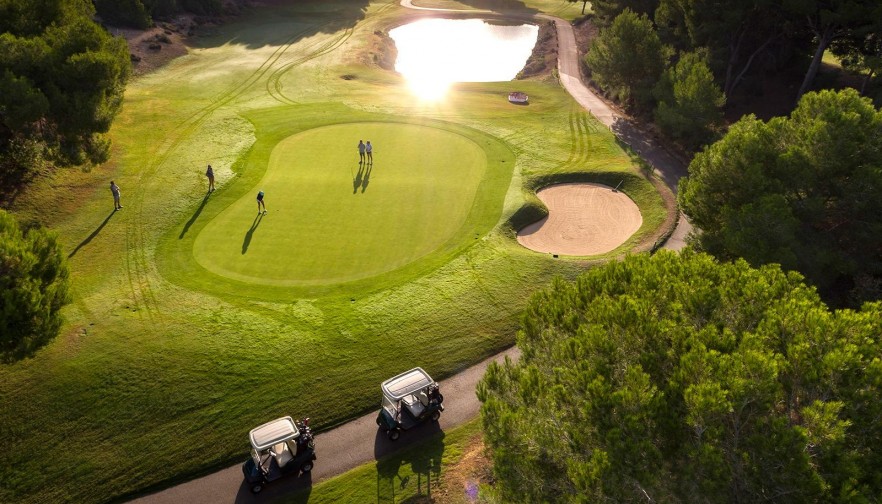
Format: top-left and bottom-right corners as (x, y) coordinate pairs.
(353, 163), (364, 193)
(362, 163), (372, 193)
(179, 193), (211, 239)
(375, 422), (444, 502)
(451, 0), (539, 16)
(188, 0), (373, 51)
(242, 213), (264, 254)
(68, 210), (115, 259)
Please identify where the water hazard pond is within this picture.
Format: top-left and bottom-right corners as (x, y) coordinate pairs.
(389, 18), (538, 99)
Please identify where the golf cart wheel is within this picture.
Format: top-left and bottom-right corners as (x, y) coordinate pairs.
(388, 429), (401, 441)
(437, 393), (444, 404)
(431, 410), (441, 422)
(251, 484), (263, 494)
(301, 460), (314, 473)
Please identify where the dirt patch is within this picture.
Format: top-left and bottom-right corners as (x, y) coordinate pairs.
(362, 29), (399, 70)
(432, 432), (494, 504)
(517, 183), (643, 256)
(517, 20), (557, 79)
(112, 17), (195, 76)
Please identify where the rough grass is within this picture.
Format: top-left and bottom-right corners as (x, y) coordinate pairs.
(0, 1), (669, 502)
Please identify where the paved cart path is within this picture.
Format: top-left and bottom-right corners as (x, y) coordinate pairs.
(132, 2), (693, 503)
(130, 347), (520, 503)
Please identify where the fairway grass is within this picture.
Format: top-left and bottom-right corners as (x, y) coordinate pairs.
(0, 1), (670, 502)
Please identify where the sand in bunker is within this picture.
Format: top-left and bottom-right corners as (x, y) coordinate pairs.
(517, 183), (642, 256)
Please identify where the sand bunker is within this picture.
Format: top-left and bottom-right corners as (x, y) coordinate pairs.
(517, 183), (642, 256)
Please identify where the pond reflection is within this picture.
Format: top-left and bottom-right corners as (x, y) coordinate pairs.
(389, 18), (538, 100)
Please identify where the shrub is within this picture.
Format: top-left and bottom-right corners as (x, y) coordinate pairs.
(0, 210), (71, 362)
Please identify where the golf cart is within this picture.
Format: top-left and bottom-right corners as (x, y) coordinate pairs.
(376, 367), (444, 440)
(242, 416), (316, 494)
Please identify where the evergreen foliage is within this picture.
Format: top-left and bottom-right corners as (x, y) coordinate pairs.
(590, 0), (659, 27)
(478, 251), (882, 502)
(0, 0), (130, 184)
(679, 88), (882, 305)
(653, 51), (725, 147)
(0, 209), (71, 362)
(585, 9), (668, 112)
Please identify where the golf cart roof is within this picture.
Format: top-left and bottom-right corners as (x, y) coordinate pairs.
(249, 416), (300, 451)
(381, 367), (435, 401)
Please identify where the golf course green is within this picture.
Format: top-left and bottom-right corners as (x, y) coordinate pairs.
(194, 122), (501, 285)
(0, 1), (670, 502)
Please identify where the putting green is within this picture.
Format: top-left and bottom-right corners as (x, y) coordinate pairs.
(192, 122), (488, 285)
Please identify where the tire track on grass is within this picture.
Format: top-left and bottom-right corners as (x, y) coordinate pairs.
(266, 27), (355, 105)
(124, 21), (337, 319)
(266, 0), (400, 104)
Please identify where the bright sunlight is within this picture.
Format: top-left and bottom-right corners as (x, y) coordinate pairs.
(390, 18), (538, 101)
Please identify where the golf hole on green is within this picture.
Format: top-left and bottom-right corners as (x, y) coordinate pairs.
(193, 122), (488, 285)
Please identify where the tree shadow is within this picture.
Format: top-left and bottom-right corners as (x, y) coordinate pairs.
(375, 422), (445, 503)
(241, 213), (263, 254)
(610, 116), (688, 193)
(354, 163), (365, 194)
(179, 192), (211, 239)
(188, 0), (373, 51)
(450, 0), (539, 16)
(67, 211), (116, 259)
(361, 163), (372, 193)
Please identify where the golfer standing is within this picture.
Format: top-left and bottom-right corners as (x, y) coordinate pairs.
(366, 140), (373, 164)
(206, 164), (215, 192)
(358, 140), (366, 163)
(110, 181), (122, 210)
(256, 190), (266, 214)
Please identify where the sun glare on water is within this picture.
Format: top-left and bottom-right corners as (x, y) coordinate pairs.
(389, 19), (538, 102)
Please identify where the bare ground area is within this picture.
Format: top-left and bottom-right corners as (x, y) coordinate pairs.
(111, 17), (195, 76)
(517, 20), (557, 79)
(517, 183), (643, 256)
(408, 432), (494, 504)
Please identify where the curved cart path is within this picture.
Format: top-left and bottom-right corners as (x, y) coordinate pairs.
(133, 2), (691, 503)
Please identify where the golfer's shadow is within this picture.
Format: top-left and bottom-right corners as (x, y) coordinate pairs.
(179, 192), (211, 239)
(242, 213), (263, 254)
(362, 163), (372, 193)
(353, 163), (373, 193)
(68, 210), (115, 258)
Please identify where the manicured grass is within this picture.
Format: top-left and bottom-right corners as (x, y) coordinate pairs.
(169, 108), (515, 296)
(194, 121), (497, 285)
(0, 1), (669, 503)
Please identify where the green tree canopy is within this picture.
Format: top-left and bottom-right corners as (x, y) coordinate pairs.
(655, 0), (795, 97)
(788, 0), (882, 100)
(678, 88), (882, 305)
(0, 209), (71, 362)
(589, 0), (659, 27)
(478, 251), (882, 503)
(0, 0), (130, 181)
(585, 9), (669, 111)
(653, 51), (725, 147)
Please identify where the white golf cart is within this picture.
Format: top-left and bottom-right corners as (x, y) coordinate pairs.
(375, 367), (444, 440)
(241, 416), (315, 494)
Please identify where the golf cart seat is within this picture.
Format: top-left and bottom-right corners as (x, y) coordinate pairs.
(272, 442), (293, 466)
(403, 394), (426, 417)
